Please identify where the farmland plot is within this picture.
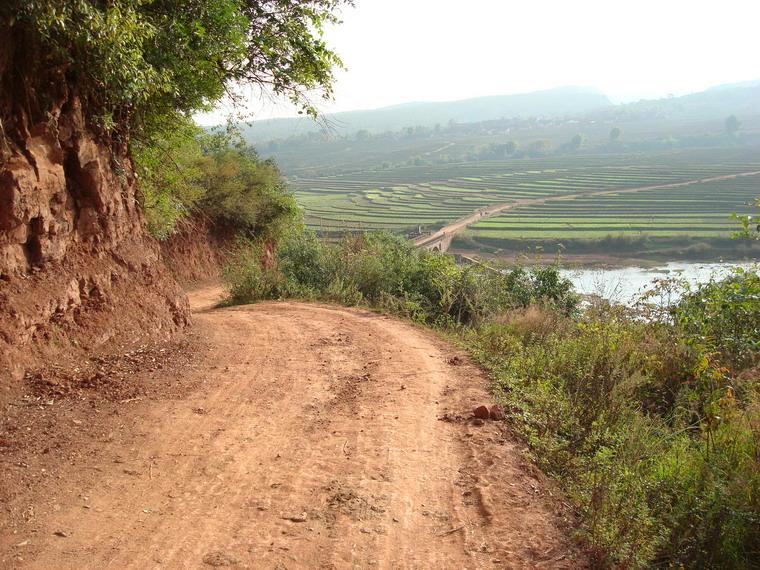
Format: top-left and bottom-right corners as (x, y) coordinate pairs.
(468, 175), (760, 239)
(290, 149), (760, 237)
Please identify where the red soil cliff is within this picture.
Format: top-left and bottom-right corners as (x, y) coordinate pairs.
(0, 24), (189, 389)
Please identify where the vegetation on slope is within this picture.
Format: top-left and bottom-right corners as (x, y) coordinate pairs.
(133, 120), (298, 239)
(467, 271), (760, 568)
(225, 230), (760, 568)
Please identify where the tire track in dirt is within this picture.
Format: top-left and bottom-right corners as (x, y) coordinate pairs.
(3, 287), (585, 569)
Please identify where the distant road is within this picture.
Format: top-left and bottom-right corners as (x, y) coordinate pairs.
(423, 141), (455, 156)
(413, 170), (760, 252)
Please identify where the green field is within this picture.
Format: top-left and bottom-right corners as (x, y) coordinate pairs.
(290, 149), (760, 242)
(468, 176), (760, 238)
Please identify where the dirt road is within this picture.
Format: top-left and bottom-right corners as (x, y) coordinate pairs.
(1, 287), (583, 569)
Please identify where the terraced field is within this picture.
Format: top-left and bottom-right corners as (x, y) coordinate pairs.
(468, 175), (760, 239)
(291, 149), (760, 238)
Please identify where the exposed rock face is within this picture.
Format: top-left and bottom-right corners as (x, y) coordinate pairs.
(0, 96), (143, 273)
(0, 23), (189, 386)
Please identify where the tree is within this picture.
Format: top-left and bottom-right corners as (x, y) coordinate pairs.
(609, 127), (621, 142)
(3, 0), (350, 240)
(527, 140), (551, 155)
(725, 115), (741, 137)
(3, 0), (352, 142)
(732, 198), (759, 240)
(132, 117), (298, 239)
(569, 133), (585, 150)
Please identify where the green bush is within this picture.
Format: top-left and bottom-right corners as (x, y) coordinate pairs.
(224, 228), (578, 326)
(674, 269), (760, 372)
(134, 121), (299, 240)
(195, 144), (298, 241)
(132, 119), (206, 239)
(223, 241), (291, 304)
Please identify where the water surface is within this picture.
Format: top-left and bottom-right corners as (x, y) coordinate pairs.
(560, 262), (757, 305)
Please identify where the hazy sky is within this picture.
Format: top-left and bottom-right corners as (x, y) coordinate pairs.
(197, 0), (759, 124)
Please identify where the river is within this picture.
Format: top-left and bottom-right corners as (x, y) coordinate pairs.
(560, 262), (758, 305)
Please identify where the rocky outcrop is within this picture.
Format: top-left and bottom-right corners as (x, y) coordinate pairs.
(0, 23), (189, 387)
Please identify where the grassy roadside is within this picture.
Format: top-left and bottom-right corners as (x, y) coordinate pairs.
(223, 229), (760, 568)
(461, 298), (759, 568)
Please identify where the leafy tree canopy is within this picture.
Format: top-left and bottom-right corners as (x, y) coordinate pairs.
(4, 0), (351, 141)
(725, 114), (741, 136)
(133, 117), (298, 239)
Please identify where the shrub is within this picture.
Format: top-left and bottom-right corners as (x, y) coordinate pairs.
(673, 269), (760, 372)
(466, 269), (760, 567)
(195, 143), (299, 241)
(224, 228), (579, 325)
(134, 122), (299, 241)
(223, 241), (290, 304)
(132, 118), (206, 239)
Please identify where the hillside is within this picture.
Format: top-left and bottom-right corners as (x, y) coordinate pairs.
(248, 81), (760, 262)
(246, 82), (760, 178)
(597, 81), (760, 122)
(239, 86), (612, 141)
(2, 3), (759, 569)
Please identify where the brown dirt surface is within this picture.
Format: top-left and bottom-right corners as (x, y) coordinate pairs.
(0, 33), (190, 388)
(0, 286), (586, 569)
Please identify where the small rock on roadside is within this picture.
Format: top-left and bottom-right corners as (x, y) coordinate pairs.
(202, 551), (239, 567)
(489, 405), (505, 421)
(473, 405), (490, 420)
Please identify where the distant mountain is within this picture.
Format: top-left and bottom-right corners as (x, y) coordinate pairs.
(705, 79), (760, 92)
(238, 86), (611, 142)
(597, 82), (760, 122)
(236, 82), (760, 144)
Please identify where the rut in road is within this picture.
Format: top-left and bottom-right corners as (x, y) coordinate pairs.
(7, 287), (585, 569)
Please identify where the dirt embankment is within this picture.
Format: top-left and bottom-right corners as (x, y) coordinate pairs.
(0, 286), (587, 569)
(0, 23), (190, 394)
(160, 217), (236, 287)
